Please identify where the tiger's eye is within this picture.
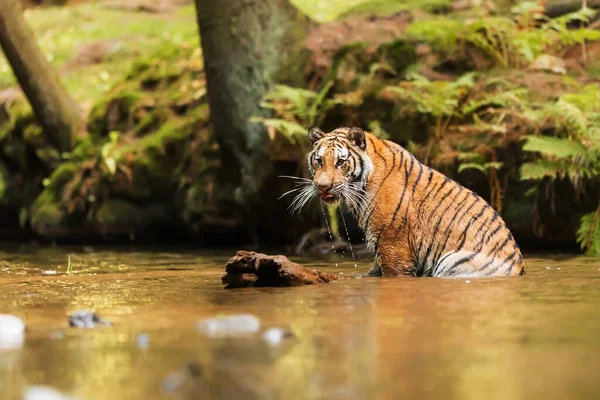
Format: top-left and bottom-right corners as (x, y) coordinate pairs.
(336, 159), (346, 168)
(315, 157), (322, 167)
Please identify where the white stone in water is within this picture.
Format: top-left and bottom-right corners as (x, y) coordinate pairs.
(465, 280), (471, 284)
(24, 385), (80, 400)
(137, 333), (150, 349)
(196, 314), (260, 337)
(262, 327), (293, 346)
(0, 314), (25, 349)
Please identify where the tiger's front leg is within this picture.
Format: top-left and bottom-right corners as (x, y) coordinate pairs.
(363, 259), (382, 277)
(378, 250), (417, 277)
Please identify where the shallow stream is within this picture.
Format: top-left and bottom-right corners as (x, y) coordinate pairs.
(1, 246), (599, 399)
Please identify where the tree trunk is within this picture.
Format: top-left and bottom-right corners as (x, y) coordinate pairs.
(194, 0), (312, 208)
(0, 0), (84, 153)
(544, 0), (600, 18)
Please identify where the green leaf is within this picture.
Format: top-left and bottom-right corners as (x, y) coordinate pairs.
(458, 163), (486, 173)
(456, 152), (485, 163)
(253, 118), (306, 142)
(524, 186), (538, 198)
(484, 161), (504, 170)
(368, 120), (390, 139)
(19, 208), (28, 228)
(519, 160), (565, 181)
(105, 158), (117, 175)
(522, 136), (587, 158)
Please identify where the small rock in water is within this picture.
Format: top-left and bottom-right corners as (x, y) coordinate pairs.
(161, 360), (203, 394)
(137, 333), (150, 349)
(546, 266), (551, 270)
(196, 314), (260, 337)
(0, 314), (25, 349)
(24, 385), (80, 400)
(557, 267), (561, 270)
(69, 310), (111, 328)
(465, 280), (471, 284)
(262, 327), (294, 346)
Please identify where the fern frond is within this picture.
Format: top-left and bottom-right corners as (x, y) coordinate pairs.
(462, 89), (527, 115)
(522, 136), (588, 158)
(252, 118), (306, 143)
(405, 18), (463, 51)
(520, 160), (566, 180)
(577, 207), (600, 256)
(485, 161), (504, 170)
(458, 163), (486, 173)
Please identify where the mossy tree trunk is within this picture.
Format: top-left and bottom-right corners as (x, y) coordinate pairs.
(544, 0), (600, 17)
(0, 0), (84, 153)
(194, 0), (312, 208)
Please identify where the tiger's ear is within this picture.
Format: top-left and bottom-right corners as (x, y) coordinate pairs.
(308, 127), (325, 145)
(347, 127), (366, 150)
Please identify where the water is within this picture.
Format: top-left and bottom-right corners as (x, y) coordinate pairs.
(320, 203), (338, 267)
(1, 246), (600, 399)
(338, 210), (357, 267)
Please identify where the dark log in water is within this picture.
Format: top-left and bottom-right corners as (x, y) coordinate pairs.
(222, 251), (338, 289)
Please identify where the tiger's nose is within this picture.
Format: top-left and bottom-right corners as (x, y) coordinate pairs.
(315, 177), (333, 192)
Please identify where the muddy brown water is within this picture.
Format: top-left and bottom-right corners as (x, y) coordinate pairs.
(0, 246), (599, 399)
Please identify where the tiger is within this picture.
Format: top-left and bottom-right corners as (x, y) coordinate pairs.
(289, 126), (525, 277)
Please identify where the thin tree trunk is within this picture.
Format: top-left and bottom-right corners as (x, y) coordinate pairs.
(544, 0), (600, 17)
(194, 0), (312, 206)
(0, 0), (84, 152)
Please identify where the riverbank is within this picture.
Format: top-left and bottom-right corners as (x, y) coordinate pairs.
(0, 0), (598, 253)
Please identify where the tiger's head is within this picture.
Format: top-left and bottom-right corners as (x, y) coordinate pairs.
(286, 127), (373, 214)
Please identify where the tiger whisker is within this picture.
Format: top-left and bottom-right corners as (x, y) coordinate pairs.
(279, 187), (304, 200)
(288, 185), (317, 215)
(278, 175), (312, 182)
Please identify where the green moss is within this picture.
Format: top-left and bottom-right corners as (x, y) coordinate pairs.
(338, 0), (410, 18)
(339, 0), (451, 18)
(22, 124), (44, 143)
(138, 60), (184, 90)
(0, 162), (7, 201)
(94, 198), (141, 229)
(115, 91), (142, 110)
(0, 100), (34, 142)
(30, 191), (66, 235)
(405, 18), (463, 51)
(46, 162), (78, 192)
(376, 40), (417, 74)
(35, 148), (62, 166)
(87, 98), (109, 134)
(127, 59), (153, 79)
(134, 108), (171, 136)
(71, 137), (97, 161)
(87, 90), (143, 138)
(139, 119), (187, 154)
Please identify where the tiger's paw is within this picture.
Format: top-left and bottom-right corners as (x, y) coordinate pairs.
(362, 264), (382, 277)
